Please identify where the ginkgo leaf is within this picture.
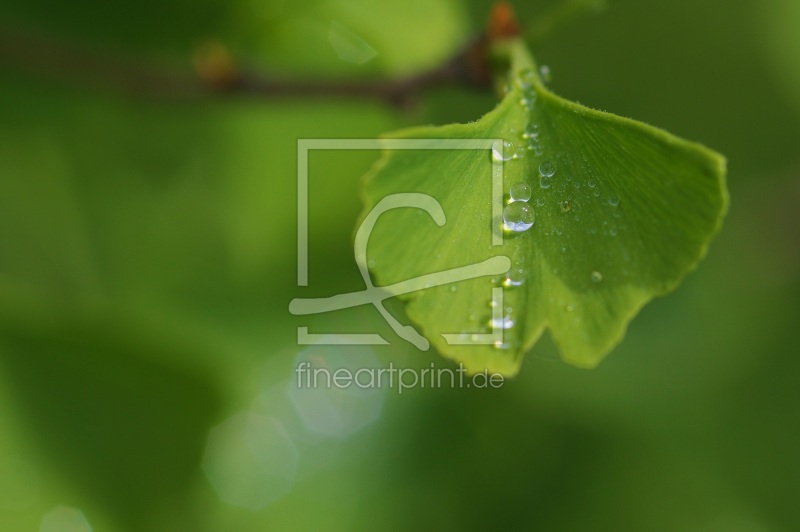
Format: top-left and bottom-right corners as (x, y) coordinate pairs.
(358, 38), (728, 376)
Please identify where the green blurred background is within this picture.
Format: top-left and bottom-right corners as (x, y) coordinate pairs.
(1, 0), (799, 530)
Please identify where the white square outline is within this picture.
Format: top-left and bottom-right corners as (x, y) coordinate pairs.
(296, 138), (506, 346)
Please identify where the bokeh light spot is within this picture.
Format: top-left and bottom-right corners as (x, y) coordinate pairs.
(202, 412), (298, 510)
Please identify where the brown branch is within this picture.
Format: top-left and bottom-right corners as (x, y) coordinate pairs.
(0, 24), (203, 100)
(1, 3), (607, 106)
(0, 22), (492, 108)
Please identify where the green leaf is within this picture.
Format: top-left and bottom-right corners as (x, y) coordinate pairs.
(358, 38), (728, 376)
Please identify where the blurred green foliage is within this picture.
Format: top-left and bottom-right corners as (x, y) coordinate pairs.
(0, 0), (798, 530)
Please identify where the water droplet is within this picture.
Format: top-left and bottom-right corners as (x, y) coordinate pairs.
(609, 226), (618, 236)
(560, 245), (567, 253)
(566, 304), (574, 312)
(572, 180), (581, 189)
(520, 96), (534, 110)
(591, 271), (603, 283)
(503, 269), (526, 287)
(532, 144), (545, 156)
(539, 65), (552, 83)
(524, 123), (540, 139)
(593, 189), (601, 197)
(539, 176), (551, 189)
(539, 161), (556, 177)
(608, 193), (620, 207)
(561, 200), (573, 213)
(554, 226), (563, 236)
(449, 285), (458, 292)
(489, 316), (515, 330)
(502, 202), (535, 232)
(509, 183), (532, 202)
(492, 140), (515, 162)
(534, 197), (544, 206)
(367, 259), (376, 268)
(587, 179), (596, 188)
(517, 68), (536, 90)
(493, 340), (513, 350)
(489, 299), (498, 308)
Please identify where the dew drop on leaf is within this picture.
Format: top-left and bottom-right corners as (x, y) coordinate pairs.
(492, 140), (515, 162)
(539, 161), (556, 177)
(524, 123), (540, 139)
(516, 68), (536, 90)
(502, 202), (535, 232)
(509, 183), (532, 202)
(503, 267), (526, 287)
(489, 316), (515, 330)
(539, 65), (552, 83)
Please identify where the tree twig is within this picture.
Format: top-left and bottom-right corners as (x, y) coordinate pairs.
(0, 2), (604, 106)
(0, 24), (202, 100)
(0, 23), (492, 108)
